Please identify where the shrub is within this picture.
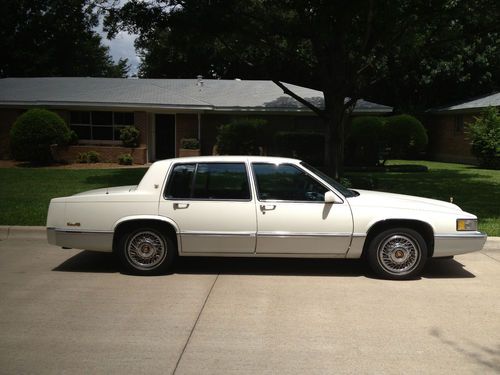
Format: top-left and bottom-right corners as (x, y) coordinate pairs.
(274, 131), (324, 165)
(180, 138), (200, 149)
(118, 153), (133, 165)
(10, 108), (71, 163)
(346, 116), (385, 166)
(216, 118), (267, 155)
(68, 130), (79, 145)
(467, 107), (500, 169)
(87, 151), (100, 163)
(76, 152), (88, 163)
(120, 126), (140, 147)
(77, 151), (100, 163)
(385, 114), (428, 159)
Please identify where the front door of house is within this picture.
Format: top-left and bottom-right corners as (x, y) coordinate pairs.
(155, 114), (175, 160)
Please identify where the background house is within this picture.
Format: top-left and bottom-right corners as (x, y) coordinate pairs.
(0, 77), (392, 163)
(425, 92), (500, 164)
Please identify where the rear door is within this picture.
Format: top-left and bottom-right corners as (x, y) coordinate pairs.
(159, 162), (257, 254)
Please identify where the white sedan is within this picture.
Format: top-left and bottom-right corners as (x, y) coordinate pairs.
(47, 156), (487, 279)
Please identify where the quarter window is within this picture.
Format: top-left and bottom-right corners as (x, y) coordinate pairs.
(165, 163), (250, 200)
(252, 163), (328, 201)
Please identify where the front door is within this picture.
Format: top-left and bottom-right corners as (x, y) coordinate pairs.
(155, 114), (175, 160)
(252, 162), (353, 255)
(159, 162), (257, 254)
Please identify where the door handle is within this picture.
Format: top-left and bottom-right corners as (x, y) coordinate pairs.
(260, 204), (276, 211)
(174, 203), (190, 209)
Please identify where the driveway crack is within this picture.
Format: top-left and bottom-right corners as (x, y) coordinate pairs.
(172, 273), (219, 374)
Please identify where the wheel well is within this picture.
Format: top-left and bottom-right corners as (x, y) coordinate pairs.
(361, 220), (434, 258)
(113, 219), (178, 254)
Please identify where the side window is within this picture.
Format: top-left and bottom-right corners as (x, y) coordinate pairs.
(252, 163), (328, 201)
(165, 164), (195, 198)
(165, 163), (250, 200)
(193, 163), (250, 200)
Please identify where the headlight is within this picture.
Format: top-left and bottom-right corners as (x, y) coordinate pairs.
(456, 219), (478, 231)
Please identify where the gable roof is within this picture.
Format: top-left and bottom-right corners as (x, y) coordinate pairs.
(430, 92), (500, 114)
(0, 77), (392, 114)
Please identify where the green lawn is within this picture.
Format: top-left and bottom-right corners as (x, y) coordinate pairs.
(0, 160), (498, 236)
(346, 160), (500, 236)
(0, 167), (148, 226)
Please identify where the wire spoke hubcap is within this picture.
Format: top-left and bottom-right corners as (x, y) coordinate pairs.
(127, 231), (166, 270)
(378, 234), (420, 275)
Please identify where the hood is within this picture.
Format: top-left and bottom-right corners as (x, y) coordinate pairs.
(349, 189), (462, 214)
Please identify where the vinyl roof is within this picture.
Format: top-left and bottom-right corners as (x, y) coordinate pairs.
(0, 77), (392, 113)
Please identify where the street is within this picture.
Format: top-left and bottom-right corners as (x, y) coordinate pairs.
(0, 234), (499, 374)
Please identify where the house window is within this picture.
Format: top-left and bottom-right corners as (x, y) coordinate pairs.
(454, 115), (464, 134)
(70, 111), (134, 141)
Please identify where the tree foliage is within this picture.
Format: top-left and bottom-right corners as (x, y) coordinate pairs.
(468, 107), (500, 169)
(10, 109), (71, 163)
(216, 118), (266, 155)
(104, 0), (500, 177)
(0, 0), (129, 77)
(385, 115), (428, 159)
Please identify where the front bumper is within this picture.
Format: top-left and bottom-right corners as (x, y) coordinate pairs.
(433, 232), (487, 257)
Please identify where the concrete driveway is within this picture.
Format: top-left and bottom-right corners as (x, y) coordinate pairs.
(0, 233), (499, 374)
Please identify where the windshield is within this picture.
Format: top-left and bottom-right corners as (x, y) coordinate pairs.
(300, 162), (358, 198)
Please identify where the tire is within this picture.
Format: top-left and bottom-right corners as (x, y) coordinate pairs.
(117, 226), (176, 275)
(367, 228), (427, 280)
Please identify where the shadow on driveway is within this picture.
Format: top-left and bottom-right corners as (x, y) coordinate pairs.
(53, 251), (475, 279)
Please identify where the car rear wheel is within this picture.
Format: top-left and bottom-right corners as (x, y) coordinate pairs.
(367, 228), (427, 280)
(118, 226), (176, 275)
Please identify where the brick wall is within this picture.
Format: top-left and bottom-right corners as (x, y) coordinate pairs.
(0, 108), (22, 159)
(425, 114), (477, 164)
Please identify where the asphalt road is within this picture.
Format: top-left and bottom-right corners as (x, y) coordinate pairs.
(0, 236), (499, 375)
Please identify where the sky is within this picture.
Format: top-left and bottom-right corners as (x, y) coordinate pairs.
(99, 28), (140, 76)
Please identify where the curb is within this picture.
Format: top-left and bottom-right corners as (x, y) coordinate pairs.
(0, 226), (47, 240)
(1, 225), (500, 248)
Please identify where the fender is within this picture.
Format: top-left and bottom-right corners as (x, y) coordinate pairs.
(113, 215), (180, 233)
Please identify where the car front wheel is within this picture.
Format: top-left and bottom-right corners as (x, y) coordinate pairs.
(118, 227), (176, 275)
(367, 228), (427, 280)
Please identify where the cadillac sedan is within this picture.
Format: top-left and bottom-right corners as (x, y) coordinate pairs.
(47, 156), (487, 279)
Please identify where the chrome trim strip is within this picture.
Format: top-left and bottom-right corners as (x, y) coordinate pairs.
(352, 233), (366, 238)
(435, 233), (487, 239)
(53, 228), (114, 234)
(181, 231), (256, 237)
(257, 231), (353, 237)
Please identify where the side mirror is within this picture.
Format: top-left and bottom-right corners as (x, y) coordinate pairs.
(325, 191), (343, 204)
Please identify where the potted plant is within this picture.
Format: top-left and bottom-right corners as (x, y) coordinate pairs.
(179, 138), (200, 157)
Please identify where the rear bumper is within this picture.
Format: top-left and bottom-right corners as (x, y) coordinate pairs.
(47, 227), (113, 252)
(433, 232), (487, 257)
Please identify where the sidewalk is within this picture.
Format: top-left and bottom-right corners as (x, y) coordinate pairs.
(2, 225), (499, 249)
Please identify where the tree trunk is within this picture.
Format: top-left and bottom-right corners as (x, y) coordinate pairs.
(323, 92), (348, 180)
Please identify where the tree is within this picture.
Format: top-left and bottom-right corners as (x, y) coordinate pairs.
(0, 0), (129, 78)
(467, 107), (500, 169)
(105, 0), (500, 178)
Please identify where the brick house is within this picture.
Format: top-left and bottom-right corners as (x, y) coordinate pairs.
(0, 77), (392, 164)
(425, 92), (500, 164)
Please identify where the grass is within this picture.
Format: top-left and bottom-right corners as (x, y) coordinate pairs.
(0, 167), (147, 226)
(346, 160), (500, 236)
(0, 160), (498, 236)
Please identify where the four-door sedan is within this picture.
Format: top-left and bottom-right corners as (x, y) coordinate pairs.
(47, 156), (487, 279)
